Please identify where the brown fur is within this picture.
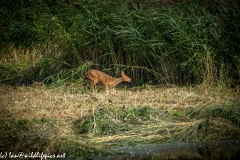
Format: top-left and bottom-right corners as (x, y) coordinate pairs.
(85, 69), (131, 94)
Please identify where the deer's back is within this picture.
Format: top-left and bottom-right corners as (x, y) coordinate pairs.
(86, 70), (114, 84)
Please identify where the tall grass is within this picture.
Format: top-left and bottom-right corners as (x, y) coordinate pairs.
(0, 0), (239, 87)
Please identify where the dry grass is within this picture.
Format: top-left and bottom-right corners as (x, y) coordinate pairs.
(0, 84), (239, 158)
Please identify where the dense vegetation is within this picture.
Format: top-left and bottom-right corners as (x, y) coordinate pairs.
(0, 0), (240, 87)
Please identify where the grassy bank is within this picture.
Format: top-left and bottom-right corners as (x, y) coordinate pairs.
(1, 0), (240, 159)
(1, 84), (239, 159)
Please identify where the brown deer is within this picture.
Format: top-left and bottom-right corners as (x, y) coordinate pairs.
(85, 69), (131, 94)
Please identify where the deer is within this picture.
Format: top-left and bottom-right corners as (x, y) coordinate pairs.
(85, 69), (131, 94)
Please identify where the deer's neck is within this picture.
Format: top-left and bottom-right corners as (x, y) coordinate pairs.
(113, 77), (124, 86)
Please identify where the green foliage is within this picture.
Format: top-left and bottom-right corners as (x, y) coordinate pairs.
(75, 106), (178, 136)
(0, 64), (22, 80)
(0, 118), (58, 152)
(187, 104), (240, 126)
(75, 107), (119, 135)
(172, 110), (180, 117)
(74, 104), (240, 145)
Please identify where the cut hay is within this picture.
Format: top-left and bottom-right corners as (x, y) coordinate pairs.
(0, 84), (239, 158)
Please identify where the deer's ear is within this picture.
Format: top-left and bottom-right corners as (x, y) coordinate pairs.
(121, 71), (125, 76)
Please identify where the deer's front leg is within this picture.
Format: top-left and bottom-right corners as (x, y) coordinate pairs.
(105, 85), (109, 95)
